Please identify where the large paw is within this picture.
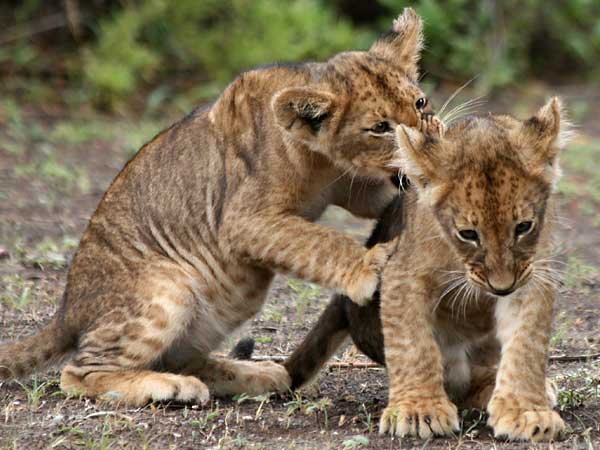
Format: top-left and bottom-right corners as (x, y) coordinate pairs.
(237, 361), (291, 395)
(100, 373), (210, 407)
(488, 394), (565, 442)
(345, 243), (391, 305)
(418, 114), (446, 138)
(379, 397), (459, 438)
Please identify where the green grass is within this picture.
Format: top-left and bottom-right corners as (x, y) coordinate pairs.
(0, 275), (34, 311)
(551, 310), (572, 348)
(559, 141), (600, 222)
(15, 378), (58, 409)
(287, 279), (321, 324)
(563, 256), (596, 289)
(285, 392), (332, 430)
(18, 236), (78, 271)
(49, 118), (164, 156)
(341, 435), (369, 449)
(556, 364), (600, 413)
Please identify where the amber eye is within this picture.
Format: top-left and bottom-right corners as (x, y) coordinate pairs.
(458, 229), (479, 243)
(370, 121), (392, 134)
(415, 97), (428, 110)
(515, 221), (534, 236)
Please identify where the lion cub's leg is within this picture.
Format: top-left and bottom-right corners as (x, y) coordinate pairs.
(461, 364), (498, 410)
(183, 357), (290, 397)
(378, 272), (459, 438)
(60, 274), (209, 407)
(487, 288), (564, 442)
(227, 214), (391, 305)
(462, 365), (558, 411)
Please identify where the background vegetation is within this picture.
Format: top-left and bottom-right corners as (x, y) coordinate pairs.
(2, 0), (599, 111)
(1, 2), (599, 449)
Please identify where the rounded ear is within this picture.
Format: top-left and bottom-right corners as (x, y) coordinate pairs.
(369, 7), (423, 80)
(271, 87), (337, 142)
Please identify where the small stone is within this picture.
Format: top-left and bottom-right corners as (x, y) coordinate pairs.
(0, 247), (9, 260)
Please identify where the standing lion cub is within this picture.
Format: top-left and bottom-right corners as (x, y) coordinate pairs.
(0, 9), (442, 405)
(284, 99), (570, 442)
(378, 99), (568, 442)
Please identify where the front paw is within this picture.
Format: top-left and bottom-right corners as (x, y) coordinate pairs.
(345, 244), (391, 305)
(236, 361), (291, 395)
(488, 393), (565, 442)
(418, 114), (446, 138)
(379, 396), (459, 438)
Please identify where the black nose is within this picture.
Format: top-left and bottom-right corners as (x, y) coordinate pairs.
(488, 281), (516, 296)
(491, 288), (514, 297)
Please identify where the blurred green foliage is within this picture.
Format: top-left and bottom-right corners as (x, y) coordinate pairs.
(388, 0), (600, 87)
(2, 0), (599, 109)
(78, 0), (371, 108)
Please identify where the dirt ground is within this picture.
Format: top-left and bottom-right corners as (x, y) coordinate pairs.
(0, 85), (598, 449)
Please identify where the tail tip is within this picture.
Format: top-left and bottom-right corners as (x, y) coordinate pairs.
(229, 337), (255, 360)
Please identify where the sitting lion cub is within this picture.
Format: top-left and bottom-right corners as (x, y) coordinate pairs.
(0, 9), (444, 406)
(284, 99), (570, 442)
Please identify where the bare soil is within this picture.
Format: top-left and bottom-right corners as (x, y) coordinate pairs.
(0, 87), (598, 449)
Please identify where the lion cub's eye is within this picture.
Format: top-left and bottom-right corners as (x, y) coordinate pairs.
(370, 121), (392, 134)
(515, 221), (534, 237)
(458, 229), (479, 243)
(415, 97), (428, 110)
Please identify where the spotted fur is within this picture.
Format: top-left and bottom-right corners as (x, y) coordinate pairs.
(379, 98), (569, 441)
(286, 99), (570, 442)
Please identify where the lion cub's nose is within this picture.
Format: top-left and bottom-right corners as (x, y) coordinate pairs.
(487, 273), (516, 296)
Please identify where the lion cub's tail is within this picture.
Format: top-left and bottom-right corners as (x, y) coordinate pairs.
(0, 317), (75, 380)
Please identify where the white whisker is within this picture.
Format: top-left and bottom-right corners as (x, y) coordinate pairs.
(441, 96), (487, 122)
(434, 276), (465, 313)
(442, 98), (487, 124)
(437, 76), (479, 117)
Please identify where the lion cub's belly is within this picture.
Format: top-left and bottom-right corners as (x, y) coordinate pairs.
(345, 292), (496, 401)
(163, 260), (273, 368)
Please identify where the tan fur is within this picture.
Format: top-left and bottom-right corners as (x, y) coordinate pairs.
(0, 9), (442, 407)
(379, 98), (569, 441)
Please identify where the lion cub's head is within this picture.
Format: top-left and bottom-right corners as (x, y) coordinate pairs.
(395, 98), (571, 296)
(272, 8), (436, 178)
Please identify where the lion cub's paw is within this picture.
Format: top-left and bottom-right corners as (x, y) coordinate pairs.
(379, 396), (459, 439)
(345, 243), (391, 305)
(488, 394), (565, 442)
(237, 361), (291, 395)
(99, 373), (210, 407)
(418, 114), (446, 138)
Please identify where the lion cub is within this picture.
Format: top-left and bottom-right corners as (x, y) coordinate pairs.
(377, 98), (569, 441)
(0, 9), (442, 406)
(284, 99), (570, 442)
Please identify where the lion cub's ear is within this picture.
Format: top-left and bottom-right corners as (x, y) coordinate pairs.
(369, 7), (423, 80)
(520, 97), (573, 187)
(272, 87), (337, 144)
(393, 125), (447, 204)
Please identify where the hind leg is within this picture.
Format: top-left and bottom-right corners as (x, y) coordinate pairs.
(460, 365), (498, 410)
(60, 273), (209, 406)
(183, 356), (290, 397)
(61, 367), (209, 405)
(461, 365), (557, 410)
